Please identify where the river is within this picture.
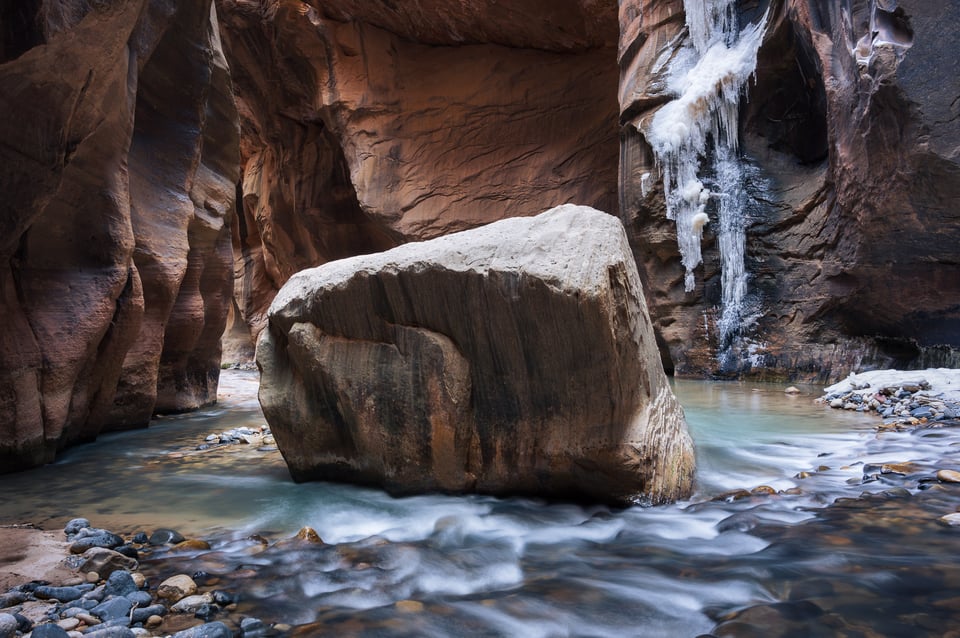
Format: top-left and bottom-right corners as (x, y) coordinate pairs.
(2, 370), (959, 637)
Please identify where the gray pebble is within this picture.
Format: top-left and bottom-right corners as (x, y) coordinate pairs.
(30, 624), (72, 638)
(0, 613), (18, 638)
(148, 529), (185, 546)
(169, 621), (233, 638)
(64, 518), (91, 537)
(90, 597), (132, 622)
(34, 586), (83, 603)
(124, 591), (152, 608)
(129, 605), (166, 624)
(240, 617), (270, 637)
(70, 529), (124, 554)
(82, 627), (136, 638)
(103, 571), (137, 599)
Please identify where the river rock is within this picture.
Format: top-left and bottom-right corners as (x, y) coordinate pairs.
(130, 605), (166, 625)
(124, 591), (152, 609)
(90, 597), (133, 622)
(34, 586), (82, 603)
(69, 529), (123, 554)
(63, 519), (91, 538)
(239, 617), (269, 637)
(259, 205), (695, 505)
(57, 618), (80, 631)
(169, 621), (233, 638)
(82, 628), (135, 638)
(157, 575), (198, 603)
(295, 527), (323, 544)
(30, 624), (70, 638)
(149, 529), (186, 546)
(170, 593), (214, 614)
(937, 470), (960, 484)
(102, 571), (137, 599)
(0, 613), (17, 638)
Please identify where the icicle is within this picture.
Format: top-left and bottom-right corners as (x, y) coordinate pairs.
(637, 2), (768, 296)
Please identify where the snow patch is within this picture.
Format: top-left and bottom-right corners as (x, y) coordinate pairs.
(824, 369), (960, 403)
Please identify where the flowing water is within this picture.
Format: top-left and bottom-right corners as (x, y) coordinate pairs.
(3, 370), (960, 637)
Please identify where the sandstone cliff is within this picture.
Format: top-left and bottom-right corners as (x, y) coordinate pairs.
(0, 0), (239, 471)
(215, 0), (621, 344)
(258, 205), (696, 505)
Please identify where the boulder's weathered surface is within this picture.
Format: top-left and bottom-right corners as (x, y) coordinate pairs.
(0, 0), (239, 471)
(216, 0), (620, 347)
(258, 205), (695, 505)
(618, 0), (960, 380)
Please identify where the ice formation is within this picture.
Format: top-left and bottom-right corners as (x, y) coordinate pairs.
(638, 0), (768, 333)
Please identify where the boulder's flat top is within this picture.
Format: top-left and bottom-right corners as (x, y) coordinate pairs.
(271, 204), (626, 313)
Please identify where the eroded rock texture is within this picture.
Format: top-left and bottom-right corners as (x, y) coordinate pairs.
(0, 0), (239, 471)
(619, 0), (959, 380)
(216, 0), (620, 344)
(258, 205), (695, 505)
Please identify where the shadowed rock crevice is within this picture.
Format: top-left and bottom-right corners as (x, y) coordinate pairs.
(216, 0), (620, 349)
(0, 0), (44, 62)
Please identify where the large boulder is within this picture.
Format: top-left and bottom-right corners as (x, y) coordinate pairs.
(257, 205), (695, 505)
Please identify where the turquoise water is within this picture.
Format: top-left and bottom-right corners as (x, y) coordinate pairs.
(2, 371), (959, 636)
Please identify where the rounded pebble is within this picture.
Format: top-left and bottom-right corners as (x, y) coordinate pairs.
(157, 574), (198, 602)
(64, 518), (91, 537)
(0, 613), (18, 638)
(149, 529), (185, 546)
(940, 513), (960, 527)
(30, 624), (72, 638)
(57, 618), (81, 631)
(395, 600), (424, 613)
(937, 469), (960, 483)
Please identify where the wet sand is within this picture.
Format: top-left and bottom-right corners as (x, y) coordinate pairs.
(0, 525), (77, 591)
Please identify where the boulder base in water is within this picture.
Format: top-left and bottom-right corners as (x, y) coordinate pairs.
(257, 205), (695, 505)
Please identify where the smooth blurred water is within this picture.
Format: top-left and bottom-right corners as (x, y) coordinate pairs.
(3, 371), (960, 637)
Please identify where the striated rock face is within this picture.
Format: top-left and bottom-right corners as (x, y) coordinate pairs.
(0, 0), (240, 471)
(216, 0), (621, 345)
(618, 0), (960, 380)
(258, 205), (695, 505)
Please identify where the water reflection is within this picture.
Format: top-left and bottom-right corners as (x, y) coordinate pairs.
(3, 371), (960, 636)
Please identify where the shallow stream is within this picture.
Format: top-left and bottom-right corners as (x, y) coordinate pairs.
(3, 371), (960, 637)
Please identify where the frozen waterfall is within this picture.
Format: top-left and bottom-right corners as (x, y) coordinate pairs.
(638, 0), (768, 347)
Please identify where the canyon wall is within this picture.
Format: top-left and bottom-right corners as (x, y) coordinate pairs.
(215, 0), (621, 344)
(0, 0), (239, 471)
(619, 0), (959, 379)
(3, 0), (958, 472)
